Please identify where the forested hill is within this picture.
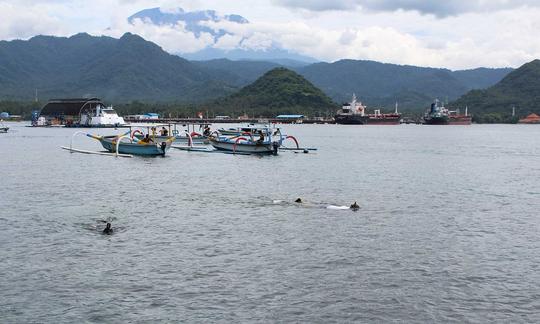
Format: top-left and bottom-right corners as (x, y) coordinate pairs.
(0, 32), (513, 114)
(296, 60), (512, 110)
(208, 68), (337, 116)
(0, 33), (233, 102)
(452, 59), (540, 122)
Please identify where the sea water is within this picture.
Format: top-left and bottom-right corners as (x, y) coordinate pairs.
(1, 122), (539, 322)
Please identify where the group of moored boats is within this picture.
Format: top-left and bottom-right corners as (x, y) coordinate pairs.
(334, 95), (472, 125)
(64, 123), (310, 157)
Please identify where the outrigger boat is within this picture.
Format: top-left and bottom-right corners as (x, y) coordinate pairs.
(208, 125), (303, 155)
(217, 124), (267, 136)
(89, 134), (172, 156)
(129, 123), (210, 145)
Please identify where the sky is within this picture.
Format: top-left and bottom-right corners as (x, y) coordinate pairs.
(1, 0), (540, 69)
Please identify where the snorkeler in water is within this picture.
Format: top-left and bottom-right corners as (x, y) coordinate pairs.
(102, 223), (113, 235)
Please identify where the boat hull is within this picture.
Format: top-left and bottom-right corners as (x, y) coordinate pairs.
(334, 114), (368, 125)
(134, 134), (208, 144)
(209, 138), (278, 154)
(0, 127), (8, 133)
(366, 116), (401, 125)
(99, 137), (171, 156)
(424, 115), (471, 125)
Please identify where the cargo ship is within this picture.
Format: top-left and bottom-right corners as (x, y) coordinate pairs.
(423, 99), (472, 125)
(335, 95), (401, 125)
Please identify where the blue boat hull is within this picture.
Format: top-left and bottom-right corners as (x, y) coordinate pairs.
(99, 137), (171, 156)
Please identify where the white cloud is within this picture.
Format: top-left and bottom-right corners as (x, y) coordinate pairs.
(107, 17), (214, 53)
(1, 0), (540, 70)
(273, 0), (540, 17)
(0, 3), (65, 40)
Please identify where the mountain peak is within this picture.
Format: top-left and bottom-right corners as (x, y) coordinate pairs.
(213, 67), (337, 116)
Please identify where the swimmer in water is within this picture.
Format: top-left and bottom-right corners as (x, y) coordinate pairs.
(350, 202), (360, 210)
(102, 223), (113, 235)
(295, 198), (303, 203)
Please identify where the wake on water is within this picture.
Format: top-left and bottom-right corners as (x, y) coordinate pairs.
(272, 199), (353, 211)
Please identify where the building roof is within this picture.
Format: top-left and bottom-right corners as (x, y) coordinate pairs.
(518, 113), (540, 123)
(40, 98), (104, 117)
(276, 114), (305, 118)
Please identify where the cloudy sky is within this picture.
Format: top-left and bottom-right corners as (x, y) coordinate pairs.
(1, 0), (539, 69)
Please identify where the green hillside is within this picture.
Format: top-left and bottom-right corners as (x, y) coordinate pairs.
(209, 67), (337, 117)
(296, 59), (511, 110)
(452, 60), (540, 122)
(0, 33), (233, 102)
(0, 32), (513, 117)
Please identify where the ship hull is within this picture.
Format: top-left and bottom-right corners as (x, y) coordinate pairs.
(366, 117), (401, 125)
(448, 116), (472, 125)
(334, 114), (368, 125)
(424, 116), (471, 125)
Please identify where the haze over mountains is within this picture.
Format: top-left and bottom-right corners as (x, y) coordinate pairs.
(0, 32), (514, 113)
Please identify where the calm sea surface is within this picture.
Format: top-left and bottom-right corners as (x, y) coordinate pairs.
(1, 121), (540, 323)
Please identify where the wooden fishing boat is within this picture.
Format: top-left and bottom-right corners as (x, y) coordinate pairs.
(87, 133), (174, 156)
(209, 135), (280, 154)
(217, 124), (268, 136)
(209, 126), (285, 154)
(132, 132), (208, 145)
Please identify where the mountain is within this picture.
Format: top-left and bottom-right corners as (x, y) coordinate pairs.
(452, 59), (540, 122)
(296, 60), (511, 110)
(452, 67), (514, 90)
(0, 32), (514, 115)
(181, 47), (318, 64)
(0, 32), (234, 102)
(192, 59), (281, 87)
(210, 67), (337, 116)
(128, 7), (318, 63)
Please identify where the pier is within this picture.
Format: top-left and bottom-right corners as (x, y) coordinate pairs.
(123, 117), (336, 124)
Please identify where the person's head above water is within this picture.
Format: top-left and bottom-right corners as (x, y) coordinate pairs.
(103, 222), (113, 234)
(295, 198), (302, 203)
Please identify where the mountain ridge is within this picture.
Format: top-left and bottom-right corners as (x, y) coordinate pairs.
(452, 59), (540, 122)
(0, 32), (514, 113)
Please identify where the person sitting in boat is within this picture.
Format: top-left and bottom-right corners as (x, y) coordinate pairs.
(103, 223), (113, 235)
(256, 130), (265, 145)
(160, 127), (168, 136)
(139, 134), (154, 144)
(203, 125), (211, 136)
(350, 202), (360, 210)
